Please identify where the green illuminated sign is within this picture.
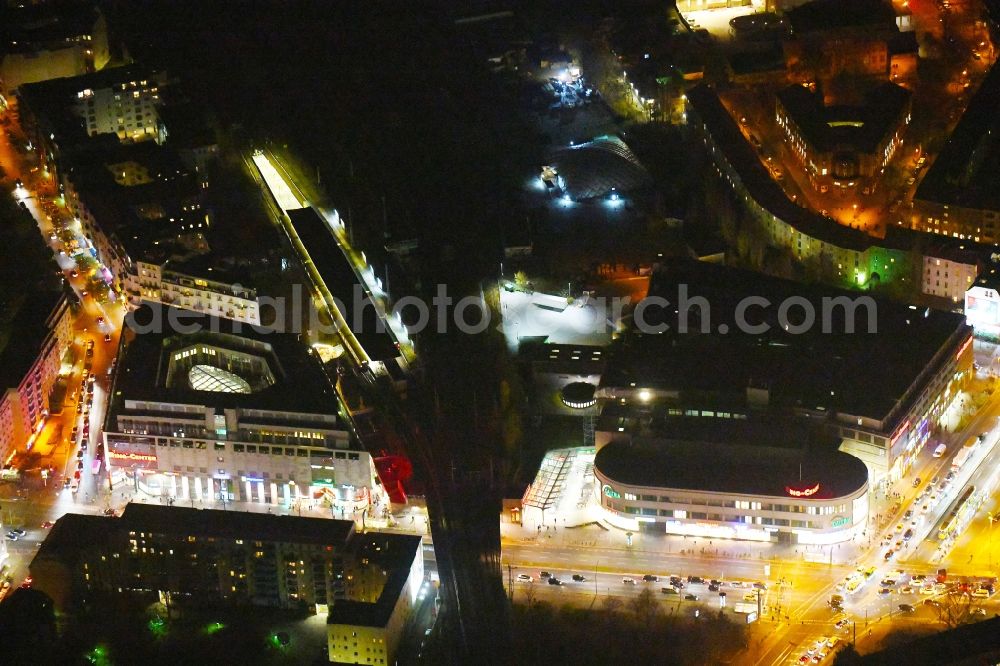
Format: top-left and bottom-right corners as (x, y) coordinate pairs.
(602, 484), (620, 499)
(831, 516), (849, 528)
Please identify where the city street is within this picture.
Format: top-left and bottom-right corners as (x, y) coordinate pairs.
(500, 374), (1000, 664)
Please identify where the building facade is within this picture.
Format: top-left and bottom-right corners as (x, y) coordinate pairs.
(71, 73), (164, 143)
(775, 82), (911, 193)
(326, 533), (425, 665)
(594, 441), (869, 545)
(0, 294), (73, 464)
(687, 84), (917, 293)
(0, 3), (110, 96)
(104, 306), (384, 513)
(923, 254), (978, 304)
(966, 279), (1000, 338)
(126, 260), (260, 325)
(29, 504), (424, 630)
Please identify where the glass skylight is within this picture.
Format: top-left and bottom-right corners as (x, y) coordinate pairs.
(188, 364), (252, 394)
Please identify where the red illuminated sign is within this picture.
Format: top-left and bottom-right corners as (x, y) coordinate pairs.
(956, 336), (973, 360)
(108, 451), (157, 464)
(785, 483), (820, 498)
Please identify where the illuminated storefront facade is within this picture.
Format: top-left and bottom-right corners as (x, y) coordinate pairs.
(594, 441), (869, 545)
(104, 305), (386, 512)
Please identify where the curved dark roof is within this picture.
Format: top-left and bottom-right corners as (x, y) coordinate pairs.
(548, 135), (651, 200)
(595, 440), (868, 500)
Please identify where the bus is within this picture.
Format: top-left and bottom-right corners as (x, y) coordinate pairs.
(938, 485), (976, 541)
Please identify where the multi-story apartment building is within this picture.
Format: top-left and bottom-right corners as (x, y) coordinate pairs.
(775, 81), (911, 193)
(127, 259), (260, 325)
(326, 532), (425, 665)
(0, 1), (110, 96)
(104, 304), (383, 512)
(29, 505), (424, 643)
(911, 64), (1000, 243)
(922, 251), (979, 305)
(781, 0), (918, 86)
(0, 291), (73, 464)
(686, 83), (917, 292)
(19, 64), (166, 145)
(59, 139), (206, 292)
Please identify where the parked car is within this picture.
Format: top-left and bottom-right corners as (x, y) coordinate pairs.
(571, 574), (586, 582)
(684, 594), (698, 601)
(622, 578), (636, 585)
(642, 574), (659, 583)
(661, 587), (679, 595)
(547, 577), (563, 586)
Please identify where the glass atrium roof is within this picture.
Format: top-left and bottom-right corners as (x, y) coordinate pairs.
(188, 364), (252, 394)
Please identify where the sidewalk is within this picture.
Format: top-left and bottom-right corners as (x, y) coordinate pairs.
(501, 517), (868, 567)
(103, 484), (431, 536)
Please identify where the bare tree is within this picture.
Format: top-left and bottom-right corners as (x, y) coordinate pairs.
(934, 587), (984, 629)
(629, 588), (660, 627)
(601, 595), (623, 615)
(521, 581), (536, 608)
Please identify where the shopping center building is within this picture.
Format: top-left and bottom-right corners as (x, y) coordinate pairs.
(597, 261), (974, 486)
(594, 438), (869, 544)
(103, 304), (381, 512)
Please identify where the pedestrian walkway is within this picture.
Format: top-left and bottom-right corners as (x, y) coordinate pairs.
(102, 483), (430, 537)
(501, 515), (868, 567)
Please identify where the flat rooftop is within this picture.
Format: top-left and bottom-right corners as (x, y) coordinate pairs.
(35, 504), (356, 563)
(0, 209), (66, 392)
(777, 82), (911, 155)
(0, 1), (101, 52)
(915, 63), (1000, 213)
(686, 84), (888, 253)
(287, 207), (399, 362)
(603, 260), (971, 425)
(598, 410), (840, 448)
(121, 503), (355, 546)
(786, 0), (897, 34)
(326, 531), (422, 628)
(595, 439), (869, 500)
(109, 303), (340, 418)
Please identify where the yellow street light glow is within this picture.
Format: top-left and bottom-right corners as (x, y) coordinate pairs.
(638, 389), (652, 402)
(251, 152), (304, 212)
